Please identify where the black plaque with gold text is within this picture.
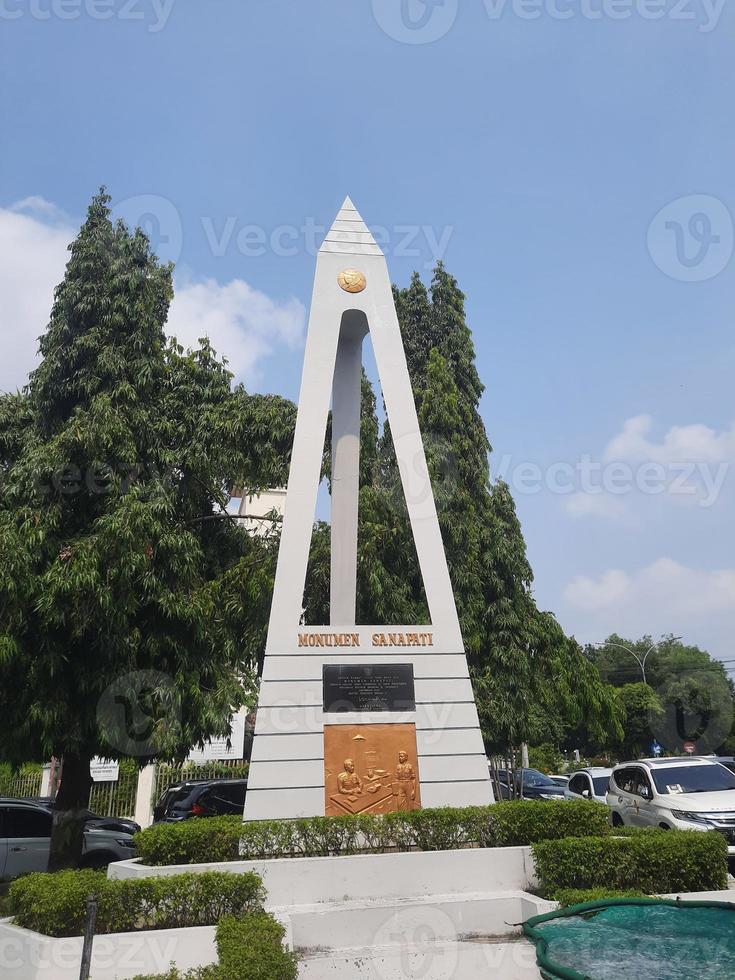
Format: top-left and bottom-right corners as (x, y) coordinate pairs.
(323, 664), (415, 713)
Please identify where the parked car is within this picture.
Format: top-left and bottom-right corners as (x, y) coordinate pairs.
(491, 768), (567, 801)
(565, 768), (613, 804)
(153, 778), (248, 823)
(607, 758), (735, 854)
(0, 798), (138, 879)
(549, 775), (570, 788)
(698, 756), (735, 776)
(25, 799), (140, 836)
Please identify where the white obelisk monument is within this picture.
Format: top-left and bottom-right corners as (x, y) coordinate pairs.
(243, 198), (493, 821)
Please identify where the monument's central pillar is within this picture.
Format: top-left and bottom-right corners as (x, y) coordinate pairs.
(330, 311), (367, 626)
(243, 198), (493, 821)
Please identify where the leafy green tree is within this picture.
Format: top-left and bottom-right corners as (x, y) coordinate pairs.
(319, 263), (623, 756)
(588, 635), (734, 755)
(615, 684), (665, 759)
(0, 191), (293, 868)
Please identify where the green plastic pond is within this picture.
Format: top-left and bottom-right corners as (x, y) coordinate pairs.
(524, 898), (735, 980)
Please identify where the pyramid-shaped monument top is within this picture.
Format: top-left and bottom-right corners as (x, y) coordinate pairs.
(319, 196), (383, 256)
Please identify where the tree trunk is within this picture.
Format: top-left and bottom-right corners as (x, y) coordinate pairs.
(48, 752), (93, 871)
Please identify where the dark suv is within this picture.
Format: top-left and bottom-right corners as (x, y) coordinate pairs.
(493, 768), (567, 801)
(153, 778), (248, 823)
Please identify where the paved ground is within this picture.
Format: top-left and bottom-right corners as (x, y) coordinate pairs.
(298, 937), (542, 979)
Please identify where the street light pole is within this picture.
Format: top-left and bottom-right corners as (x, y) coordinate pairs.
(592, 636), (683, 685)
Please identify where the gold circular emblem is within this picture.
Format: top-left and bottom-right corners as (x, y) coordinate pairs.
(337, 269), (367, 293)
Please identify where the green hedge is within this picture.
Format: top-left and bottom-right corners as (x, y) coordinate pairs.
(533, 829), (728, 899)
(135, 801), (609, 866)
(552, 887), (649, 907)
(133, 912), (298, 980)
(8, 870), (264, 938)
(216, 914), (298, 980)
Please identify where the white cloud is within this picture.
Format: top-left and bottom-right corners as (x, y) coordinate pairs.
(565, 492), (628, 520)
(10, 196), (71, 224)
(0, 202), (75, 392)
(604, 414), (735, 466)
(556, 559), (735, 729)
(562, 558), (735, 617)
(0, 198), (306, 393)
(167, 277), (305, 385)
(556, 415), (735, 519)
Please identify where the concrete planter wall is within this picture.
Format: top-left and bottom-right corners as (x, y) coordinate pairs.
(108, 844), (539, 904)
(0, 847), (544, 980)
(0, 919), (217, 980)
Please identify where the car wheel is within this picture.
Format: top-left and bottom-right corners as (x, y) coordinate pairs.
(611, 812), (624, 827)
(658, 823), (671, 830)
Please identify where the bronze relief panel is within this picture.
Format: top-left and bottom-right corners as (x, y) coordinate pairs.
(324, 723), (422, 816)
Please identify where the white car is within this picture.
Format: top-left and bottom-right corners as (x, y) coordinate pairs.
(607, 758), (735, 854)
(565, 767), (613, 804)
(0, 799), (137, 878)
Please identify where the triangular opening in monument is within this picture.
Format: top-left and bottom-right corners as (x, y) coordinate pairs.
(300, 316), (430, 628)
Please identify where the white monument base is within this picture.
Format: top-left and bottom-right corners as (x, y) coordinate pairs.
(108, 847), (549, 978)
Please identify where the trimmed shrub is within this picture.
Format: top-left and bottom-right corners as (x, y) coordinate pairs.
(533, 829), (728, 899)
(216, 913), (298, 980)
(132, 911), (297, 980)
(552, 887), (649, 907)
(487, 801), (608, 847)
(8, 870), (264, 938)
(134, 800), (610, 866)
(135, 816), (243, 866)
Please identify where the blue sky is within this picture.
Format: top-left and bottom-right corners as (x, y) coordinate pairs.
(1, 0), (733, 670)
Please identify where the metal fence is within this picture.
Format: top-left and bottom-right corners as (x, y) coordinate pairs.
(1, 758), (250, 820)
(0, 765), (43, 799)
(88, 761), (139, 818)
(152, 759), (249, 805)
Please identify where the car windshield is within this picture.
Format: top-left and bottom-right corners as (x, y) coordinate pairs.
(158, 784), (198, 809)
(593, 776), (610, 796)
(522, 770), (556, 788)
(650, 764), (735, 795)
